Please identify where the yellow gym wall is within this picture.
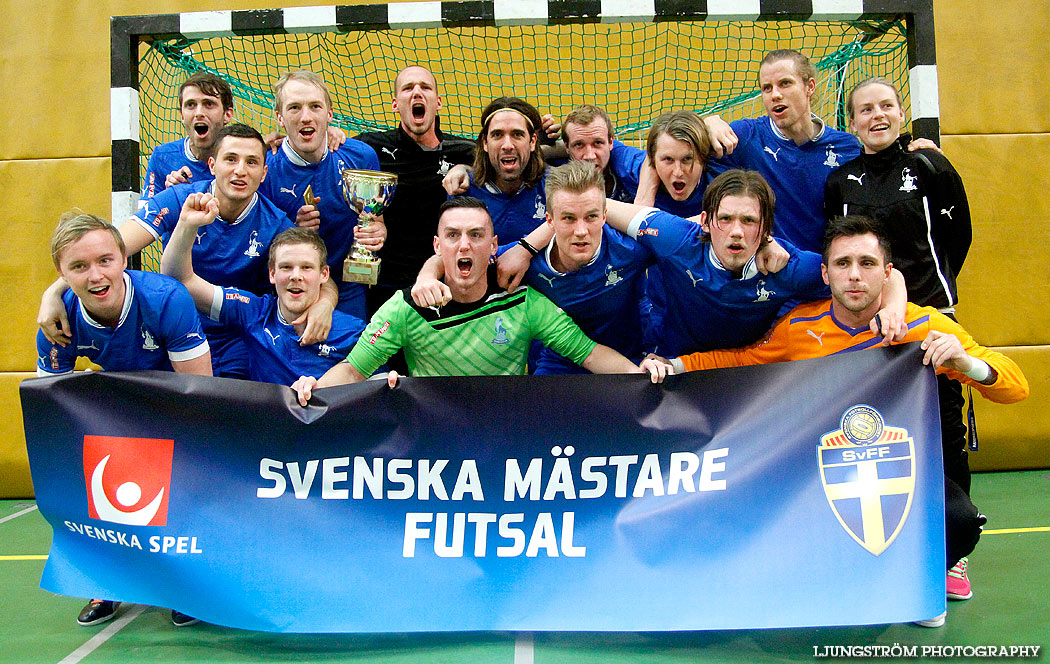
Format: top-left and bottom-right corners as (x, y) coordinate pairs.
(0, 0), (1046, 497)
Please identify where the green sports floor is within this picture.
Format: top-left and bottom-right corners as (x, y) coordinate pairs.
(3, 471), (1047, 664)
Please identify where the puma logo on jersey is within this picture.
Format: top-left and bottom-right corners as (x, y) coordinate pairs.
(195, 231), (206, 245)
(806, 329), (825, 346)
(847, 173), (865, 185)
(264, 328), (280, 345)
(77, 340), (100, 352)
(537, 273), (557, 288)
(941, 206), (955, 220)
(381, 147), (398, 159)
(764, 146), (781, 162)
(280, 185), (298, 197)
(685, 269), (704, 287)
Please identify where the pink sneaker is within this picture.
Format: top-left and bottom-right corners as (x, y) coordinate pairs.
(947, 557), (972, 600)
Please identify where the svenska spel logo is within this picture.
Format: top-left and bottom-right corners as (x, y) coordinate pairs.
(83, 435), (174, 526)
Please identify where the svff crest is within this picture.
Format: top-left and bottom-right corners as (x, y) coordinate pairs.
(817, 405), (915, 555)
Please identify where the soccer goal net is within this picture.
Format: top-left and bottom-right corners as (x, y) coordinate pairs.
(112, 1), (937, 267)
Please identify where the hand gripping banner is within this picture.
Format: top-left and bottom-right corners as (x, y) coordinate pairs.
(21, 344), (945, 632)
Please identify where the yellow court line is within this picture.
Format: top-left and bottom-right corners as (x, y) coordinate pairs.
(0, 555), (47, 561)
(984, 527), (1050, 535)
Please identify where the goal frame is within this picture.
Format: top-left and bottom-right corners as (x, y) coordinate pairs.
(110, 0), (938, 226)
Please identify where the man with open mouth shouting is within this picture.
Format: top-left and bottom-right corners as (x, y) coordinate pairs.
(441, 97), (555, 246)
(354, 66), (475, 341)
(139, 73), (236, 203)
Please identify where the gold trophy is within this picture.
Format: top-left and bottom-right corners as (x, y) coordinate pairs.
(340, 169), (397, 285)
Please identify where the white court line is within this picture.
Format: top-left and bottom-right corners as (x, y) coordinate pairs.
(58, 604), (147, 664)
(0, 504), (38, 525)
(514, 632), (534, 664)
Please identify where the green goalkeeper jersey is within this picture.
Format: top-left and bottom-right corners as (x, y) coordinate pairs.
(347, 269), (597, 377)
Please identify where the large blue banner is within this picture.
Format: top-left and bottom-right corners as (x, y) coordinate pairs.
(22, 344), (945, 633)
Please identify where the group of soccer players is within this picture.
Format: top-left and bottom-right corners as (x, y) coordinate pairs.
(36, 49), (1028, 629)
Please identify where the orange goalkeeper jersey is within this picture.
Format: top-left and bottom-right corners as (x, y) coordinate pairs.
(673, 300), (1028, 404)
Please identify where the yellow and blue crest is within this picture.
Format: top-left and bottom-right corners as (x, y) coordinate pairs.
(817, 405), (915, 556)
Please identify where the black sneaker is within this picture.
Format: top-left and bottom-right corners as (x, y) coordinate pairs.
(77, 599), (119, 626)
(171, 610), (200, 627)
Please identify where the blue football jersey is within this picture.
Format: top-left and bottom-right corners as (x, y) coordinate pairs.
(628, 208), (830, 357)
(707, 115), (861, 253)
(212, 287), (365, 385)
(259, 139), (381, 319)
(139, 137), (213, 203)
(466, 174), (548, 245)
(526, 226), (652, 374)
(37, 271), (209, 375)
(133, 180), (294, 377)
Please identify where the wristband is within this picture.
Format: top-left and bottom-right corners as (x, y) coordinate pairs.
(963, 358), (991, 383)
(518, 239), (540, 257)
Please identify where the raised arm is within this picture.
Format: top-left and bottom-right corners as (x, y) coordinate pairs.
(632, 156), (660, 207)
(159, 193), (221, 315)
(703, 115), (738, 159)
(443, 165), (471, 196)
(411, 253), (452, 308)
(295, 279), (339, 346)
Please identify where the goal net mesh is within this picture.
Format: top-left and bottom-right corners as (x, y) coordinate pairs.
(135, 17), (909, 267)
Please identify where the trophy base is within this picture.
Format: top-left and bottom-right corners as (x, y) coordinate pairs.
(343, 257), (381, 286)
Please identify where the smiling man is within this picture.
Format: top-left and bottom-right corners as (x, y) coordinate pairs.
(292, 197), (667, 403)
(662, 215), (1029, 627)
(161, 197), (365, 385)
(259, 70), (383, 321)
(140, 73), (236, 201)
(36, 212), (212, 628)
(36, 124), (330, 378)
